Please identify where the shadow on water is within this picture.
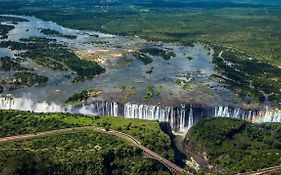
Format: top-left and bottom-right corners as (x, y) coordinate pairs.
(160, 122), (186, 168)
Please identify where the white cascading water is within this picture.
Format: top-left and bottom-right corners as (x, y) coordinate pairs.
(214, 106), (261, 121)
(255, 106), (281, 123)
(187, 106), (193, 130)
(124, 103), (174, 122)
(179, 104), (186, 131)
(123, 103), (188, 131)
(0, 97), (64, 112)
(76, 101), (119, 116)
(1, 97), (281, 132)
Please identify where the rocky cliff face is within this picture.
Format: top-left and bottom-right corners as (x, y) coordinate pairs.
(1, 97), (281, 132)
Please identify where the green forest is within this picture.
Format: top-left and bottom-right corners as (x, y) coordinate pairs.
(0, 131), (170, 175)
(0, 110), (177, 174)
(186, 118), (281, 174)
(0, 0), (280, 66)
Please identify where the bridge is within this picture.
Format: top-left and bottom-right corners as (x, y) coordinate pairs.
(237, 165), (281, 175)
(106, 130), (190, 175)
(0, 126), (190, 175)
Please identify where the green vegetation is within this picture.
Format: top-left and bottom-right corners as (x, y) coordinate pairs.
(146, 66), (154, 74)
(180, 41), (195, 47)
(120, 85), (126, 91)
(0, 16), (28, 39)
(145, 86), (154, 99)
(0, 57), (29, 71)
(0, 37), (105, 81)
(0, 16), (28, 24)
(133, 51), (153, 65)
(186, 56), (193, 61)
(65, 89), (100, 105)
(0, 110), (174, 160)
(144, 86), (162, 98)
(0, 130), (170, 175)
(118, 85), (139, 102)
(140, 47), (176, 60)
(0, 25), (14, 39)
(211, 45), (281, 103)
(90, 40), (110, 46)
(3, 71), (48, 90)
(0, 0), (279, 66)
(186, 118), (281, 174)
(39, 28), (77, 39)
(155, 86), (162, 96)
(176, 79), (192, 91)
(0, 111), (76, 137)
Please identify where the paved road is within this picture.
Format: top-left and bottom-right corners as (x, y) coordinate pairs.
(0, 126), (189, 175)
(106, 130), (189, 174)
(237, 165), (281, 175)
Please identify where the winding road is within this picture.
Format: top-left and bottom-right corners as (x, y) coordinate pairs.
(2, 127), (279, 175)
(0, 126), (189, 175)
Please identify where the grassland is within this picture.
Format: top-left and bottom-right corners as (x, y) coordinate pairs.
(0, 110), (174, 160)
(185, 118), (281, 174)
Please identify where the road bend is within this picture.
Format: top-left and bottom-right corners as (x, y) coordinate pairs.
(0, 126), (190, 175)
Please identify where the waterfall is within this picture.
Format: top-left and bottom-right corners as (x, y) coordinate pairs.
(179, 104), (186, 131)
(1, 97), (281, 132)
(214, 106), (262, 121)
(256, 107), (281, 123)
(0, 97), (64, 112)
(187, 106), (193, 130)
(76, 101), (119, 116)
